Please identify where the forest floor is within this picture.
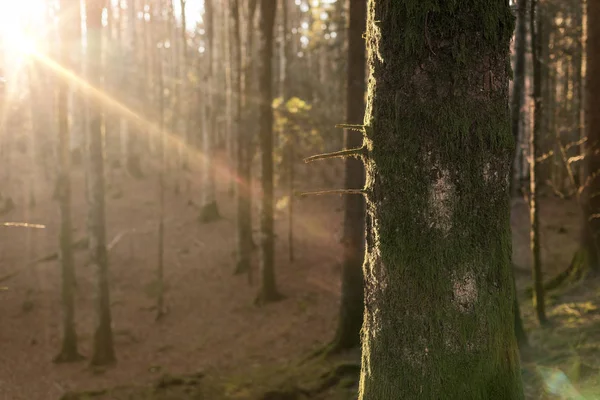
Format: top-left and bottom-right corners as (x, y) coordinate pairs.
(0, 153), (598, 400)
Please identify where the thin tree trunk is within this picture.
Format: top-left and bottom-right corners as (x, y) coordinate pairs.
(168, 0), (182, 174)
(156, 53), (166, 321)
(199, 0), (221, 222)
(224, 4), (235, 197)
(54, 0), (84, 364)
(256, 0), (280, 304)
(575, 0), (585, 185)
(234, 0), (258, 278)
(510, 0), (529, 348)
(86, 0), (117, 366)
(358, 0), (524, 397)
(279, 0), (294, 263)
(179, 0), (190, 170)
(530, 0), (548, 325)
(331, 0), (366, 353)
(583, 0), (600, 271)
(126, 0), (143, 178)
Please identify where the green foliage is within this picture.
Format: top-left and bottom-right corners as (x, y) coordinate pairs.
(272, 96), (324, 183)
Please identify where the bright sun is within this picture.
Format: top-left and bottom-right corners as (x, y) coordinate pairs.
(0, 0), (46, 58)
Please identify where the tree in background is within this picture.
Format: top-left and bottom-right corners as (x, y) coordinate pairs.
(582, 0), (600, 270)
(199, 0), (221, 222)
(357, 0), (523, 397)
(510, 0), (529, 347)
(86, 0), (116, 366)
(256, 0), (280, 304)
(331, 0), (366, 353)
(231, 0), (253, 279)
(53, 0), (84, 364)
(530, 0), (548, 325)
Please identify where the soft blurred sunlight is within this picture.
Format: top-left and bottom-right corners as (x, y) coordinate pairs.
(0, 0), (45, 63)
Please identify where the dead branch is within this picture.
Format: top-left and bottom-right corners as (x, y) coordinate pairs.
(296, 189), (366, 197)
(304, 146), (366, 163)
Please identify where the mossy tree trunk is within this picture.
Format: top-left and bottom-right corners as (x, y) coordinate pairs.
(358, 1), (524, 398)
(86, 0), (116, 367)
(582, 0), (600, 271)
(331, 0), (367, 353)
(256, 0), (280, 304)
(54, 0), (84, 364)
(530, 0), (547, 325)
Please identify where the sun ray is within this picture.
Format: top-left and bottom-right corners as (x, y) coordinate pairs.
(24, 47), (249, 199)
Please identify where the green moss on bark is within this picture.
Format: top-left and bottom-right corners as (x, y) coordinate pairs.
(358, 1), (523, 398)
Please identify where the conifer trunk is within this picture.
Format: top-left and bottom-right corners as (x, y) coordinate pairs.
(331, 0), (366, 353)
(583, 0), (600, 270)
(54, 0), (83, 364)
(234, 0), (258, 278)
(256, 0), (280, 304)
(279, 0), (294, 263)
(86, 0), (116, 366)
(530, 0), (547, 325)
(179, 0), (190, 169)
(199, 0), (221, 222)
(156, 52), (166, 321)
(125, 0), (142, 178)
(510, 0), (529, 347)
(358, 1), (523, 398)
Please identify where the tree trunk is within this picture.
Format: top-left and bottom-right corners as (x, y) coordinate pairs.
(156, 51), (166, 320)
(583, 0), (600, 271)
(234, 0), (258, 278)
(279, 0), (294, 263)
(199, 0), (221, 222)
(358, 1), (524, 398)
(511, 0), (528, 196)
(179, 0), (190, 170)
(331, 0), (366, 353)
(126, 0), (143, 178)
(256, 0), (280, 304)
(54, 0), (84, 364)
(86, 0), (117, 366)
(510, 0), (529, 348)
(530, 0), (547, 325)
(574, 0), (585, 186)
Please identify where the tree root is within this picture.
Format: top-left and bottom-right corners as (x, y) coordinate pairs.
(525, 249), (589, 295)
(198, 201), (221, 223)
(254, 290), (284, 306)
(53, 351), (85, 364)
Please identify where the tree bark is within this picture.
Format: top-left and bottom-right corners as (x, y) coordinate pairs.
(86, 0), (117, 366)
(256, 0), (280, 304)
(358, 1), (524, 398)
